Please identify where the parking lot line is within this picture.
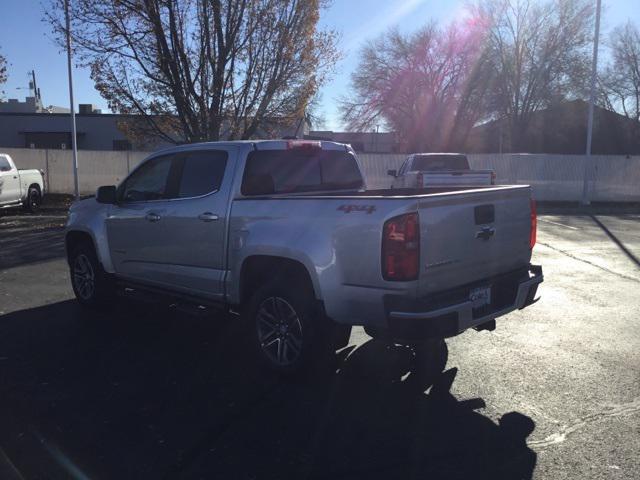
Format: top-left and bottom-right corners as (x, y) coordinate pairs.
(538, 218), (580, 230)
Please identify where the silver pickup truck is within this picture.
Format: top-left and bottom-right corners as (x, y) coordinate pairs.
(65, 140), (542, 374)
(0, 153), (46, 212)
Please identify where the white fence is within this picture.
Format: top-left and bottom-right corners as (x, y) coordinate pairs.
(5, 147), (640, 202)
(3, 147), (148, 197)
(359, 153), (640, 202)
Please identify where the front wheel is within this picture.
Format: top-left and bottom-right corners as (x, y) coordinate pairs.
(246, 279), (326, 376)
(69, 244), (114, 309)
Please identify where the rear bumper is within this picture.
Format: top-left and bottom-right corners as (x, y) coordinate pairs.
(374, 264), (543, 342)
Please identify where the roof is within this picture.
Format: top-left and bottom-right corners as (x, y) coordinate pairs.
(148, 139), (351, 157)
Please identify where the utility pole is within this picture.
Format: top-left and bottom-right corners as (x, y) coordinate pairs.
(65, 0), (80, 199)
(582, 0), (601, 205)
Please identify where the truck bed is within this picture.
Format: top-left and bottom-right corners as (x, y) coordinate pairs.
(230, 183), (533, 326)
(236, 184), (525, 199)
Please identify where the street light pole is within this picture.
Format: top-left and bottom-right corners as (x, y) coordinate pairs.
(582, 0), (602, 205)
(64, 0), (80, 199)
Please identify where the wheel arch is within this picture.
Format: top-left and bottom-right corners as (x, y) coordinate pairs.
(65, 230), (98, 265)
(239, 255), (319, 306)
(27, 183), (41, 194)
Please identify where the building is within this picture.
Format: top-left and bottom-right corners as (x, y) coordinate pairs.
(466, 100), (640, 154)
(0, 70), (70, 114)
(0, 101), (310, 151)
(0, 111), (147, 151)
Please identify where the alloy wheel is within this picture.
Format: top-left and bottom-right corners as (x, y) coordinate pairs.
(73, 254), (95, 300)
(256, 296), (304, 367)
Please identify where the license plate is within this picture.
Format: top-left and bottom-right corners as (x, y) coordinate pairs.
(469, 286), (491, 308)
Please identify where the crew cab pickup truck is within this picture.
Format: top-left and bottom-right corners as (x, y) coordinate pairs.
(0, 153), (45, 212)
(389, 153), (496, 189)
(65, 140), (542, 374)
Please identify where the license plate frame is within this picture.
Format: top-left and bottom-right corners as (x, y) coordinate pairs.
(469, 285), (492, 308)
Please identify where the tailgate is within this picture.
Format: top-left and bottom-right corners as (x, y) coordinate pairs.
(417, 186), (532, 296)
(422, 171), (492, 186)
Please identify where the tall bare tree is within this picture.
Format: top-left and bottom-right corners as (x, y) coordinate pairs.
(476, 0), (594, 150)
(340, 21), (490, 152)
(0, 49), (7, 94)
(45, 0), (338, 144)
(600, 22), (640, 125)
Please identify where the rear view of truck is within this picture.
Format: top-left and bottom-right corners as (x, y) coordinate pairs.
(377, 185), (541, 342)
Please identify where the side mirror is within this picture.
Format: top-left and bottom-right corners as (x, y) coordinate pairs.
(387, 169), (397, 177)
(96, 185), (117, 204)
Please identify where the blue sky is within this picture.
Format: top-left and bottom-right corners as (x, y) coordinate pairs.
(1, 0), (639, 130)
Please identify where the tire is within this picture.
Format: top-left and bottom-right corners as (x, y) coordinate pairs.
(246, 278), (327, 376)
(69, 243), (115, 309)
(23, 186), (42, 213)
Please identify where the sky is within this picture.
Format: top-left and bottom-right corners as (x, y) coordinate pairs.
(1, 0), (639, 131)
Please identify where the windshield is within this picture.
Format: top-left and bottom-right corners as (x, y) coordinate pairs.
(412, 155), (470, 171)
(242, 149), (364, 195)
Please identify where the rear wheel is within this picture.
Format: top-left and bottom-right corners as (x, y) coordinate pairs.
(246, 279), (328, 376)
(24, 186), (41, 213)
(69, 243), (114, 309)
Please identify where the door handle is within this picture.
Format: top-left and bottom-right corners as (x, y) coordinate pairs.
(13, 175), (18, 179)
(476, 227), (495, 240)
(198, 212), (219, 222)
(145, 212), (161, 222)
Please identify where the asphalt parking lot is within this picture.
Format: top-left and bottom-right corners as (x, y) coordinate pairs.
(1, 209), (639, 479)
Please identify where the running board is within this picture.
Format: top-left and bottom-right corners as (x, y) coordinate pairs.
(0, 201), (23, 209)
(116, 281), (227, 317)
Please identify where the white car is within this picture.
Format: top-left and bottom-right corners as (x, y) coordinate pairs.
(389, 153), (496, 189)
(0, 153), (46, 213)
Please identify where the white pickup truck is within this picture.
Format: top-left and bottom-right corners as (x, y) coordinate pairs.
(389, 153), (496, 189)
(0, 153), (46, 213)
(65, 140), (542, 375)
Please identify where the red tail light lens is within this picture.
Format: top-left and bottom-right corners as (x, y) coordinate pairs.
(530, 198), (537, 249)
(416, 172), (424, 187)
(287, 140), (321, 150)
(382, 212), (420, 281)
(491, 171), (497, 185)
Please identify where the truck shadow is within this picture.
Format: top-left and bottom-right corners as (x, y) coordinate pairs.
(590, 215), (640, 269)
(0, 300), (536, 480)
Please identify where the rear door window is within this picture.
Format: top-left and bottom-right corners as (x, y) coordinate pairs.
(177, 150), (228, 198)
(242, 149), (363, 195)
(412, 155), (470, 171)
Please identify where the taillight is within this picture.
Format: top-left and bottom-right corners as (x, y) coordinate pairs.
(382, 212), (420, 281)
(530, 198), (537, 249)
(287, 140), (321, 150)
(491, 171), (496, 185)
(416, 172), (424, 187)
